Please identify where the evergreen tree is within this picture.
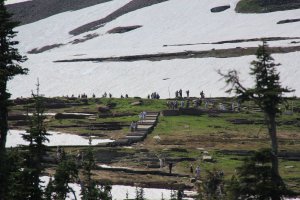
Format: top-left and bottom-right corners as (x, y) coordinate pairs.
(135, 187), (145, 200)
(5, 149), (28, 200)
(0, 0), (27, 198)
(219, 41), (293, 199)
(81, 137), (112, 200)
(44, 177), (54, 200)
(197, 169), (225, 200)
(170, 190), (177, 200)
(19, 83), (50, 200)
(227, 149), (287, 199)
(51, 154), (78, 200)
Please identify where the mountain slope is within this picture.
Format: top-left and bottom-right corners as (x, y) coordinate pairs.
(6, 0), (300, 98)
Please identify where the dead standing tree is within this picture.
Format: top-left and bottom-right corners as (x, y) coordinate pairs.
(218, 41), (294, 199)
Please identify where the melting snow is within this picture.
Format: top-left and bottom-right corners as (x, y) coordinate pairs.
(6, 130), (114, 147)
(6, 0), (300, 98)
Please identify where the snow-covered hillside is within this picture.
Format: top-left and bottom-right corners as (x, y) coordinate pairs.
(6, 0), (300, 98)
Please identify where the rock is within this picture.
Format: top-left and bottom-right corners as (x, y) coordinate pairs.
(190, 178), (196, 183)
(285, 165), (294, 169)
(211, 5), (230, 13)
(202, 155), (213, 162)
(98, 106), (110, 113)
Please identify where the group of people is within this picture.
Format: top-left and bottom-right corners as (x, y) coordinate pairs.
(159, 159), (203, 180)
(102, 92), (113, 98)
(148, 92), (160, 99)
(190, 165), (201, 179)
(120, 94), (129, 98)
(175, 89), (190, 98)
(167, 98), (203, 109)
(130, 111), (147, 131)
(139, 111), (147, 122)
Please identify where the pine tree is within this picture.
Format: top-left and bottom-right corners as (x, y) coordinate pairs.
(135, 187), (145, 200)
(200, 169), (225, 200)
(44, 177), (54, 200)
(51, 155), (78, 200)
(219, 41), (293, 199)
(0, 0), (27, 198)
(227, 149), (287, 199)
(81, 137), (112, 200)
(5, 149), (27, 200)
(19, 82), (50, 200)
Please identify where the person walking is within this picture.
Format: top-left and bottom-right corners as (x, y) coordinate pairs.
(169, 162), (173, 174)
(195, 166), (201, 179)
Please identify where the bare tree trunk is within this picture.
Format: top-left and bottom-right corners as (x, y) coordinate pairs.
(266, 113), (284, 200)
(0, 83), (8, 200)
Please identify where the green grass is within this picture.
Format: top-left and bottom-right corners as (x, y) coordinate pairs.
(9, 97), (300, 193)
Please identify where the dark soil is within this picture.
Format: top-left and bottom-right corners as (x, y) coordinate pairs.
(163, 37), (300, 47)
(107, 25), (142, 34)
(211, 5), (230, 13)
(6, 0), (112, 26)
(69, 0), (168, 36)
(54, 45), (300, 63)
(28, 43), (64, 54)
(277, 18), (300, 24)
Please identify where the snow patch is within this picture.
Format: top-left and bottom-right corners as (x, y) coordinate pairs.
(6, 130), (114, 147)
(5, 0), (31, 5)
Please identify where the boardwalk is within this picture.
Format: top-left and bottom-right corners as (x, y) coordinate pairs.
(109, 111), (160, 146)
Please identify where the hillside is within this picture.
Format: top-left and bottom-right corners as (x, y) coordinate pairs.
(5, 0), (300, 98)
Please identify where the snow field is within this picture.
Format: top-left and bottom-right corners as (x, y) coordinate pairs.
(6, 130), (114, 147)
(40, 176), (176, 200)
(8, 52), (300, 98)
(7, 0), (300, 98)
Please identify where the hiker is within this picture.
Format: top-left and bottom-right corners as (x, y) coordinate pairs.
(180, 100), (184, 108)
(175, 91), (178, 98)
(186, 90), (189, 98)
(190, 165), (194, 174)
(204, 100), (208, 109)
(159, 158), (164, 168)
(169, 162), (173, 174)
(142, 111), (147, 120)
(109, 93), (112, 98)
(125, 94), (128, 98)
(76, 151), (82, 166)
(121, 95), (124, 98)
(174, 100), (178, 109)
(200, 91), (205, 99)
(186, 100), (190, 108)
(147, 94), (150, 99)
(130, 121), (136, 132)
(179, 89), (182, 98)
(195, 166), (201, 179)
